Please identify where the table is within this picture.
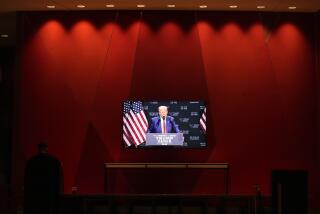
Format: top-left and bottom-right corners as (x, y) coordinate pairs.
(104, 163), (229, 194)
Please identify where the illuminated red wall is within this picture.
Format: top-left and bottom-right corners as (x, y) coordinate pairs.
(14, 11), (318, 202)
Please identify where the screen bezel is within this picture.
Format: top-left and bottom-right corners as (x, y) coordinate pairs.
(122, 100), (208, 149)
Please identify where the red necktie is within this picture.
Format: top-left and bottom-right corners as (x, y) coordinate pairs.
(163, 118), (166, 133)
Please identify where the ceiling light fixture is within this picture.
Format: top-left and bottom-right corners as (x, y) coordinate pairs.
(137, 4), (145, 8)
(257, 5), (266, 9)
(167, 4), (175, 8)
(1, 34), (9, 38)
(106, 4), (115, 8)
(229, 5), (238, 8)
(199, 5), (207, 8)
(77, 4), (86, 8)
(47, 5), (56, 9)
(288, 6), (296, 10)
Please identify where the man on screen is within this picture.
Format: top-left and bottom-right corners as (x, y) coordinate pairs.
(147, 106), (180, 133)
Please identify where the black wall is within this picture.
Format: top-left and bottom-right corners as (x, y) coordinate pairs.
(0, 45), (15, 214)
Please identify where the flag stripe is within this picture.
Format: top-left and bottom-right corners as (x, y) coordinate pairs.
(129, 110), (146, 139)
(125, 113), (144, 144)
(123, 101), (148, 147)
(142, 112), (148, 126)
(200, 119), (206, 131)
(136, 112), (148, 131)
(123, 134), (131, 146)
(200, 107), (206, 133)
(202, 114), (206, 121)
(123, 118), (138, 145)
(141, 111), (148, 125)
(123, 125), (134, 146)
(126, 116), (143, 145)
(123, 117), (139, 145)
(123, 125), (129, 135)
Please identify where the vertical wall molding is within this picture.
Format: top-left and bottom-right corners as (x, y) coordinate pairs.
(315, 10), (320, 214)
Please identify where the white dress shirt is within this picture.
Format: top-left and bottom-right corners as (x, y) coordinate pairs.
(160, 116), (166, 133)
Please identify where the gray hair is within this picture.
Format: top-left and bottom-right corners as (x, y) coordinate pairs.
(158, 106), (168, 111)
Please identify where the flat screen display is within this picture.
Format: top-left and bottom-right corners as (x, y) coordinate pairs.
(122, 101), (206, 148)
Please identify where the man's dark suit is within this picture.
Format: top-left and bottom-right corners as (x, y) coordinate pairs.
(147, 116), (180, 133)
(24, 153), (63, 214)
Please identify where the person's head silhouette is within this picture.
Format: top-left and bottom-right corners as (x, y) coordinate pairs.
(37, 143), (48, 154)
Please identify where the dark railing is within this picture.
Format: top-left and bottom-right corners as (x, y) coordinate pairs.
(61, 194), (257, 214)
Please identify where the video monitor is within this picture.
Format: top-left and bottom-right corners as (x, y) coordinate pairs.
(123, 101), (206, 148)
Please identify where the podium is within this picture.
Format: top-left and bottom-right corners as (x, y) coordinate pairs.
(145, 133), (184, 146)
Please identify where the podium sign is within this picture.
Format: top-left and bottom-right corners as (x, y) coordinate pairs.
(146, 133), (184, 146)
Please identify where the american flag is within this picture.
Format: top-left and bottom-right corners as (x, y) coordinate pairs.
(200, 107), (206, 134)
(123, 101), (148, 147)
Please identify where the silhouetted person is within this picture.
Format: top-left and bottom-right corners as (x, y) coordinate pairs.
(24, 143), (63, 214)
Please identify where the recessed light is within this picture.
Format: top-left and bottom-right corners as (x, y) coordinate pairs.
(1, 34), (9, 38)
(229, 5), (238, 8)
(257, 5), (265, 9)
(106, 4), (115, 8)
(47, 5), (56, 9)
(167, 4), (175, 8)
(77, 4), (86, 8)
(288, 6), (296, 10)
(199, 5), (207, 8)
(137, 4), (145, 8)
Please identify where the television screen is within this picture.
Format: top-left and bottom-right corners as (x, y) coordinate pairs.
(122, 101), (206, 148)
